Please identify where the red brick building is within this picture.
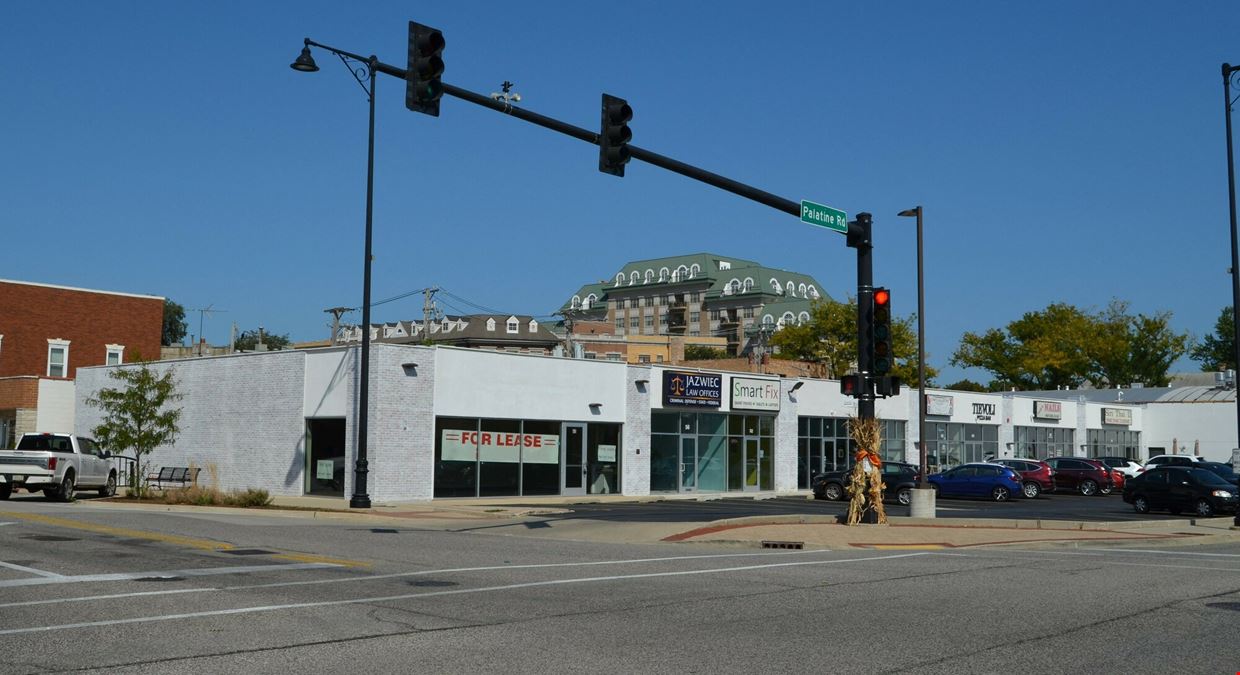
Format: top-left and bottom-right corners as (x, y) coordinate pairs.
(0, 279), (163, 445)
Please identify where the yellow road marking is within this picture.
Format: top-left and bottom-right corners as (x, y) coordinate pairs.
(271, 552), (370, 568)
(0, 510), (371, 568)
(0, 511), (232, 551)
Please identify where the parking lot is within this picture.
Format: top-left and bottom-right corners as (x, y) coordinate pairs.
(513, 491), (1190, 524)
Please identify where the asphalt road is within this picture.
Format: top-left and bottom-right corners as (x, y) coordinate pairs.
(2, 499), (1240, 673)
(511, 491), (1192, 524)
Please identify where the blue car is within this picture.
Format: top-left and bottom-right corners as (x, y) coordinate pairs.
(928, 463), (1024, 501)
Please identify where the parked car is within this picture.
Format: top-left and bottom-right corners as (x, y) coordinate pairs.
(1198, 461), (1240, 487)
(0, 432), (117, 501)
(1044, 457), (1115, 496)
(1095, 456), (1143, 478)
(1140, 455), (1206, 473)
(1123, 466), (1239, 517)
(993, 458), (1055, 499)
(813, 461), (920, 505)
(927, 463), (1023, 501)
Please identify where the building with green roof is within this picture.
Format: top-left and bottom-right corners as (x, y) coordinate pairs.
(560, 253), (829, 355)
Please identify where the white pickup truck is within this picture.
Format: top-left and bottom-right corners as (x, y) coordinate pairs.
(0, 432), (118, 501)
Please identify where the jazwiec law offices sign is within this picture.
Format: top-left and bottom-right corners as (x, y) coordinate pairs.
(663, 370), (722, 408)
(731, 377), (781, 412)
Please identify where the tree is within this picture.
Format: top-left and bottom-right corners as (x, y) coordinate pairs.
(162, 300), (187, 346)
(683, 345), (729, 360)
(770, 297), (937, 386)
(944, 379), (988, 392)
(85, 362), (182, 497)
(1085, 300), (1188, 387)
(951, 300), (1189, 390)
(234, 328), (291, 352)
(1190, 306), (1235, 372)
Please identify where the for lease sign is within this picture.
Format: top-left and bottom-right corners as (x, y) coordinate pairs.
(731, 377), (781, 412)
(440, 430), (560, 464)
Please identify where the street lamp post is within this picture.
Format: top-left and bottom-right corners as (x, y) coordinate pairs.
(292, 40), (376, 509)
(1222, 63), (1240, 526)
(897, 206), (927, 488)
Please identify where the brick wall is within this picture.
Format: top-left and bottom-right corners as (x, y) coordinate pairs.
(0, 281), (163, 379)
(0, 376), (39, 408)
(76, 351), (308, 495)
(368, 343), (436, 502)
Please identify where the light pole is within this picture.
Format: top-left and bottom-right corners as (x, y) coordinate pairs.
(898, 206), (927, 488)
(292, 40), (376, 509)
(1223, 63), (1239, 526)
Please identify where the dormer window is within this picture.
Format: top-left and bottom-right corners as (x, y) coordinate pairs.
(528, 319), (538, 332)
(486, 318), (497, 331)
(506, 316), (519, 334)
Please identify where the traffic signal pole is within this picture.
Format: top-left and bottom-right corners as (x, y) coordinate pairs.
(848, 214), (875, 420)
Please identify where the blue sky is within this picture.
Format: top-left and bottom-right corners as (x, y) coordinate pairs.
(3, 2), (1238, 385)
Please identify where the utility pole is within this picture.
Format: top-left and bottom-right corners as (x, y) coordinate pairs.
(324, 306), (353, 345)
(422, 287), (439, 339)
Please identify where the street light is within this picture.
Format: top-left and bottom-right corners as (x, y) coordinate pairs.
(292, 39), (378, 509)
(1222, 62), (1240, 527)
(897, 206), (927, 489)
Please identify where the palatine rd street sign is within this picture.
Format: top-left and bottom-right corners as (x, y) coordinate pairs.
(800, 199), (848, 234)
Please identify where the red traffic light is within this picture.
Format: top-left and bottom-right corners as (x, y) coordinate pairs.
(874, 288), (890, 306)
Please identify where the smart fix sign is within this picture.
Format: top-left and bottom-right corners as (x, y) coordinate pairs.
(731, 377), (781, 412)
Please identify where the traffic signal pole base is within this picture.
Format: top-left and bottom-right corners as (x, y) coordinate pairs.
(909, 488), (937, 519)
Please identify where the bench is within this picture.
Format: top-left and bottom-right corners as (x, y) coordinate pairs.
(146, 467), (200, 489)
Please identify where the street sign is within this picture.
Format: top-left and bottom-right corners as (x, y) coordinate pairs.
(800, 200), (848, 233)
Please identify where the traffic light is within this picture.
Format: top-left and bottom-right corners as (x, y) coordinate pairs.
(599, 94), (632, 176)
(875, 375), (902, 398)
(406, 21), (445, 116)
(840, 374), (862, 398)
(871, 287), (892, 375)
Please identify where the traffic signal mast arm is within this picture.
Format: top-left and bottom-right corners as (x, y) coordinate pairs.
(358, 56), (812, 222)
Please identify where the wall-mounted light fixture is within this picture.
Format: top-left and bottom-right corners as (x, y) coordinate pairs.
(401, 362), (418, 375)
(789, 381), (804, 393)
(589, 402), (603, 409)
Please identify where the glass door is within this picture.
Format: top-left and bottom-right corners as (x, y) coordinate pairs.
(744, 438), (760, 491)
(680, 437), (697, 491)
(561, 423), (586, 496)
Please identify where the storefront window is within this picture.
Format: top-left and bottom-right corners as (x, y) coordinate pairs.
(923, 422), (999, 468)
(1013, 425), (1075, 460)
(652, 410), (775, 493)
(797, 416), (907, 489)
(434, 417), (621, 498)
(1085, 429), (1141, 460)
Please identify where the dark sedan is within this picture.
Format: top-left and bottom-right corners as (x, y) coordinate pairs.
(1123, 466), (1239, 517)
(812, 461), (920, 505)
(1198, 461), (1240, 487)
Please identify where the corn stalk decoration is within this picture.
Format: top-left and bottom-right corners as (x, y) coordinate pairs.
(845, 416), (887, 525)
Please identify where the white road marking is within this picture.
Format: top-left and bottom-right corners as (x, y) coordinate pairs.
(0, 560), (63, 578)
(0, 548), (855, 608)
(1074, 548), (1240, 558)
(0, 562), (340, 589)
(0, 552), (930, 636)
(0, 522), (15, 527)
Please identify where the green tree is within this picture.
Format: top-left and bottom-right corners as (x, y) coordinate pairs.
(683, 345), (729, 360)
(162, 300), (187, 346)
(234, 329), (292, 352)
(952, 300), (1189, 389)
(944, 379), (988, 392)
(770, 297), (937, 385)
(1190, 306), (1235, 372)
(1086, 300), (1188, 387)
(86, 362), (183, 497)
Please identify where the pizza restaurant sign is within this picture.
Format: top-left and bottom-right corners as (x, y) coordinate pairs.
(972, 402), (996, 421)
(731, 377), (781, 412)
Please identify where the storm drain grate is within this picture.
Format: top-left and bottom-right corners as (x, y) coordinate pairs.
(135, 576), (186, 582)
(370, 528), (400, 534)
(761, 540), (804, 550)
(220, 549), (277, 556)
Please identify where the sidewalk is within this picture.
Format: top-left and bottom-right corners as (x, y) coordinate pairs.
(254, 493), (1240, 551)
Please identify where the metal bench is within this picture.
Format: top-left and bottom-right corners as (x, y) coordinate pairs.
(147, 467), (200, 489)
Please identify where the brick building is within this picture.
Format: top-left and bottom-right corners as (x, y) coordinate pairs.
(0, 279), (163, 445)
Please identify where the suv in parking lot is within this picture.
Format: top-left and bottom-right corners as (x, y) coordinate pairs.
(1141, 455), (1206, 472)
(812, 461), (920, 505)
(1095, 456), (1143, 478)
(1044, 457), (1114, 496)
(1123, 466), (1239, 517)
(994, 458), (1055, 499)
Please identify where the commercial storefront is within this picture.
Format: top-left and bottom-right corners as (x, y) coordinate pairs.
(70, 343), (1231, 504)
